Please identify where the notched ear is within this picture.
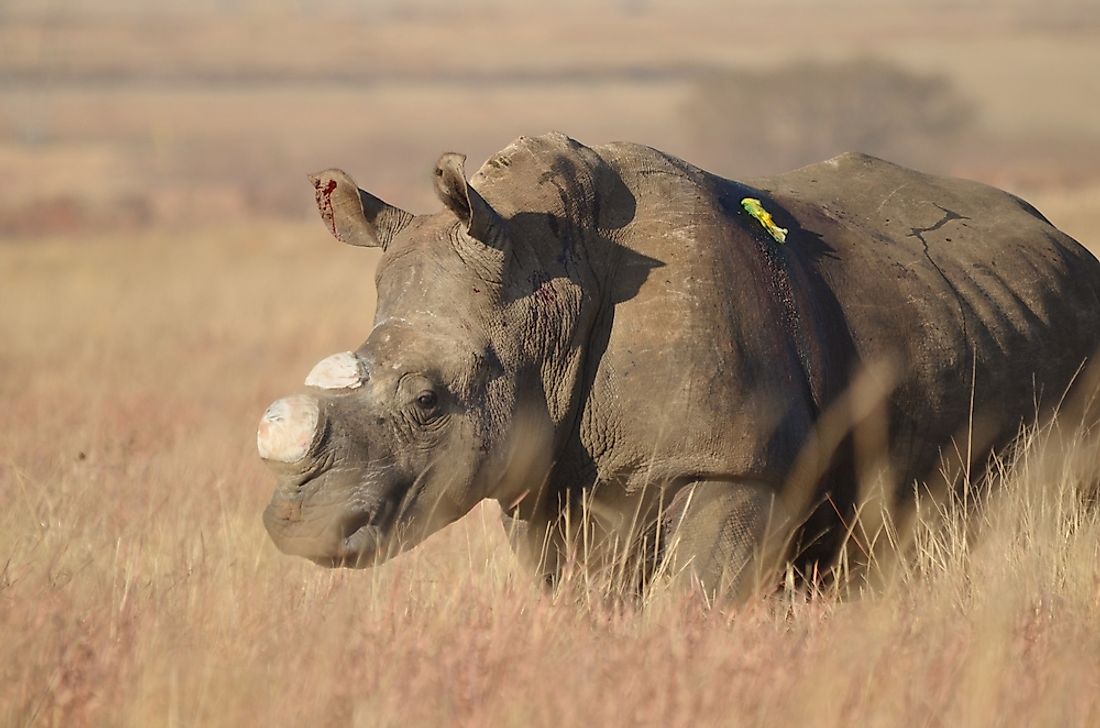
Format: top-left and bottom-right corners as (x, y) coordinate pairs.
(308, 169), (412, 250)
(433, 153), (505, 247)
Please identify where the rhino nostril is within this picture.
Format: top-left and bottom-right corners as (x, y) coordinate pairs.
(271, 497), (303, 523)
(257, 394), (322, 464)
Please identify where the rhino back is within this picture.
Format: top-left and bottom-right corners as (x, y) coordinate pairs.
(569, 140), (1100, 494)
(753, 152), (1100, 485)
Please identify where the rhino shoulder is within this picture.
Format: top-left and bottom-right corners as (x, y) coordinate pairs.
(468, 132), (614, 216)
(472, 131), (591, 185)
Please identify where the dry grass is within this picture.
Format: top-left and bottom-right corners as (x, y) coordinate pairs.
(2, 223), (1099, 727)
(4, 2), (1100, 724)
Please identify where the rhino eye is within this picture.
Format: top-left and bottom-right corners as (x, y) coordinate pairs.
(415, 390), (438, 410)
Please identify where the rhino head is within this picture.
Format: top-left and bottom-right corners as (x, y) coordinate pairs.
(258, 149), (593, 567)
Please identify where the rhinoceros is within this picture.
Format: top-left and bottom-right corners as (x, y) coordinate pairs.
(258, 132), (1100, 598)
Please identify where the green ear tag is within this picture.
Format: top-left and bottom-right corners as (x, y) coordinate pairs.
(741, 197), (788, 243)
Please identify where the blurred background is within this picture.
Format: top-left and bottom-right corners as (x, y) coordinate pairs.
(2, 0), (1099, 241)
(2, 5), (1100, 724)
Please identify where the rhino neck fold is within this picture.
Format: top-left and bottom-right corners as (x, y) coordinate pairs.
(473, 134), (657, 514)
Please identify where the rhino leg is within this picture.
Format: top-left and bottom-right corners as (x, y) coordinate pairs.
(500, 510), (562, 588)
(501, 501), (658, 593)
(661, 481), (785, 602)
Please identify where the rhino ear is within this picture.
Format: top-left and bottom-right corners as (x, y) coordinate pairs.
(433, 153), (505, 248)
(308, 169), (412, 250)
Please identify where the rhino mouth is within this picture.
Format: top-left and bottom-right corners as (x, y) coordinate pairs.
(262, 467), (383, 568)
(262, 463), (432, 569)
(306, 514), (381, 569)
(263, 504), (391, 569)
(311, 480), (421, 569)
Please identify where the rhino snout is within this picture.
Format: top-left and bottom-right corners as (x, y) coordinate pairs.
(262, 481), (380, 568)
(258, 388), (384, 567)
(257, 394), (323, 466)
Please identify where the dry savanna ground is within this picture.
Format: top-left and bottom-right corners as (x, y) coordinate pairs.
(4, 1), (1100, 726)
(2, 218), (1100, 727)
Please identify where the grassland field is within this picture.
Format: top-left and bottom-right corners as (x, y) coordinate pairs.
(3, 2), (1100, 725)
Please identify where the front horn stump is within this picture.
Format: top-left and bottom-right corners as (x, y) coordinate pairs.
(257, 394), (322, 466)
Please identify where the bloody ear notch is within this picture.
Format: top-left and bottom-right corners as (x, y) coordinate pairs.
(433, 153), (505, 247)
(308, 169), (412, 250)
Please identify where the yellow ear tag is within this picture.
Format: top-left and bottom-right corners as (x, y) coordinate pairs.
(741, 197), (788, 243)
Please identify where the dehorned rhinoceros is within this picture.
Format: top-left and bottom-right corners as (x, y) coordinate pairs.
(258, 132), (1100, 598)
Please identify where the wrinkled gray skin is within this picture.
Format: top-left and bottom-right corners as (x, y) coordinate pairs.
(260, 132), (1100, 598)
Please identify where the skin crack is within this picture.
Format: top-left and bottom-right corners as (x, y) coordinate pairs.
(907, 203), (972, 343)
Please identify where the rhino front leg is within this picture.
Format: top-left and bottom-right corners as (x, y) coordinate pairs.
(661, 480), (787, 602)
(500, 510), (563, 587)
